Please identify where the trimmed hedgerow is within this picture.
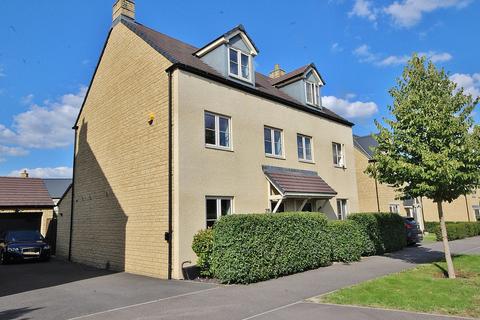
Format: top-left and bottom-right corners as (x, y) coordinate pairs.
(348, 212), (406, 255)
(347, 213), (379, 255)
(434, 222), (480, 241)
(424, 221), (438, 233)
(210, 212), (331, 284)
(328, 220), (364, 263)
(191, 228), (214, 277)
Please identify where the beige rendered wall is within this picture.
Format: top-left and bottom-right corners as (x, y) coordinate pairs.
(172, 69), (359, 279)
(355, 148), (407, 213)
(56, 187), (72, 259)
(71, 23), (171, 278)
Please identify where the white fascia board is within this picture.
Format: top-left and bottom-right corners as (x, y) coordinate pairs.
(195, 37), (228, 57)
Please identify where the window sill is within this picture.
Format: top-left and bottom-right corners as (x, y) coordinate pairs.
(299, 159), (315, 164)
(334, 165), (347, 169)
(228, 72), (253, 85)
(266, 154), (286, 160)
(205, 144), (233, 152)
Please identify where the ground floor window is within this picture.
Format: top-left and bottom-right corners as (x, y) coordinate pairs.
(206, 197), (232, 228)
(270, 200), (285, 213)
(474, 206), (480, 221)
(336, 199), (348, 220)
(389, 204), (400, 214)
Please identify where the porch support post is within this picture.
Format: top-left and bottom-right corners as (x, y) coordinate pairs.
(299, 198), (310, 211)
(273, 198), (284, 213)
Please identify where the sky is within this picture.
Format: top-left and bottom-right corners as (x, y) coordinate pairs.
(0, 0), (479, 178)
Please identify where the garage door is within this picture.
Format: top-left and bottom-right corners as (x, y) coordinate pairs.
(0, 212), (42, 234)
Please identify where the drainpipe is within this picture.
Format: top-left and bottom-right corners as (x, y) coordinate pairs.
(68, 125), (78, 261)
(166, 70), (174, 279)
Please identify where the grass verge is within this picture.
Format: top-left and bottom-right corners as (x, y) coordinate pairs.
(313, 255), (480, 318)
(422, 233), (438, 244)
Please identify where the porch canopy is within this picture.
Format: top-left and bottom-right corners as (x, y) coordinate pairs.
(263, 165), (337, 212)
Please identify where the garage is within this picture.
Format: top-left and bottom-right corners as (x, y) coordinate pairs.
(0, 175), (54, 236)
(0, 212), (42, 234)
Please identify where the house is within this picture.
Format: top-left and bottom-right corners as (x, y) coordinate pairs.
(0, 171), (54, 236)
(57, 0), (359, 279)
(354, 135), (480, 227)
(42, 178), (72, 215)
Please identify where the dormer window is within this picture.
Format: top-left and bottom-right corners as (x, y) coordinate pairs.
(305, 81), (321, 107)
(229, 48), (251, 81)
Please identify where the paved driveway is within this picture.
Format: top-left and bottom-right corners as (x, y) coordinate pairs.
(0, 237), (479, 320)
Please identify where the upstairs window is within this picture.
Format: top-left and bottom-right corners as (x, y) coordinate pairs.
(305, 81), (321, 107)
(297, 134), (313, 162)
(332, 142), (345, 167)
(264, 127), (283, 157)
(229, 48), (250, 81)
(389, 204), (400, 214)
(205, 112), (231, 149)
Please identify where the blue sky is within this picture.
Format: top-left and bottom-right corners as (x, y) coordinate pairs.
(1, 0), (479, 177)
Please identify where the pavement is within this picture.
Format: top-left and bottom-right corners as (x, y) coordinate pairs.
(0, 236), (479, 320)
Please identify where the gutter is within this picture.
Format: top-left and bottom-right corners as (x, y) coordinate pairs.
(68, 125), (78, 261)
(166, 70), (174, 279)
(165, 63), (354, 127)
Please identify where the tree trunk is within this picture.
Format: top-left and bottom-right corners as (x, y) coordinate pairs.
(437, 201), (456, 279)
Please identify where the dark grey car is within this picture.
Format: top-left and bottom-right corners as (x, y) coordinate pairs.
(403, 217), (423, 245)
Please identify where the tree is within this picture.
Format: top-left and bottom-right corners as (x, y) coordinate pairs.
(368, 55), (480, 278)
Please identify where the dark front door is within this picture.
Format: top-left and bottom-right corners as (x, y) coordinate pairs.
(0, 212), (42, 234)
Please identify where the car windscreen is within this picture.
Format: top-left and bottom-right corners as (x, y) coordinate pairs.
(6, 231), (43, 242)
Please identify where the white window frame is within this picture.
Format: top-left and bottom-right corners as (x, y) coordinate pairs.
(332, 142), (346, 168)
(305, 81), (321, 107)
(473, 206), (480, 221)
(204, 111), (232, 150)
(206, 196), (233, 228)
(389, 203), (400, 214)
(336, 199), (348, 220)
(297, 134), (314, 162)
(264, 126), (284, 158)
(228, 47), (251, 82)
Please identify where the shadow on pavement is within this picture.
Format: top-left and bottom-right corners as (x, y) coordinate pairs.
(0, 307), (43, 320)
(385, 245), (445, 264)
(0, 258), (113, 297)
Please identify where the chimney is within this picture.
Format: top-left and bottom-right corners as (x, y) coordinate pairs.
(269, 64), (286, 79)
(112, 0), (135, 24)
(20, 169), (29, 178)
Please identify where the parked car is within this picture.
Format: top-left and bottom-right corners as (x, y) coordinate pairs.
(0, 230), (51, 264)
(403, 217), (423, 245)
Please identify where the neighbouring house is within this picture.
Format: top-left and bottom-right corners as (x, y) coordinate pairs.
(354, 135), (480, 228)
(42, 178), (72, 215)
(0, 171), (54, 236)
(57, 0), (359, 279)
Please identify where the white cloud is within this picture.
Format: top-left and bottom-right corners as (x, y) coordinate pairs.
(450, 73), (480, 98)
(354, 45), (452, 67)
(353, 44), (378, 63)
(0, 86), (86, 149)
(349, 0), (377, 21)
(384, 0), (472, 28)
(322, 95), (378, 119)
(8, 167), (72, 179)
(0, 145), (28, 157)
(20, 94), (34, 105)
(331, 42), (344, 53)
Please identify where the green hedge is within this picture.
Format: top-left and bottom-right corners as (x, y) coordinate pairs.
(348, 212), (406, 255)
(328, 220), (364, 263)
(210, 212), (331, 284)
(434, 222), (480, 241)
(191, 212), (407, 284)
(191, 228), (214, 277)
(424, 221), (438, 233)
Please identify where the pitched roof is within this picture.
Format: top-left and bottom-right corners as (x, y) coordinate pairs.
(42, 179), (72, 199)
(120, 20), (352, 127)
(353, 134), (378, 160)
(0, 177), (54, 208)
(263, 166), (337, 196)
